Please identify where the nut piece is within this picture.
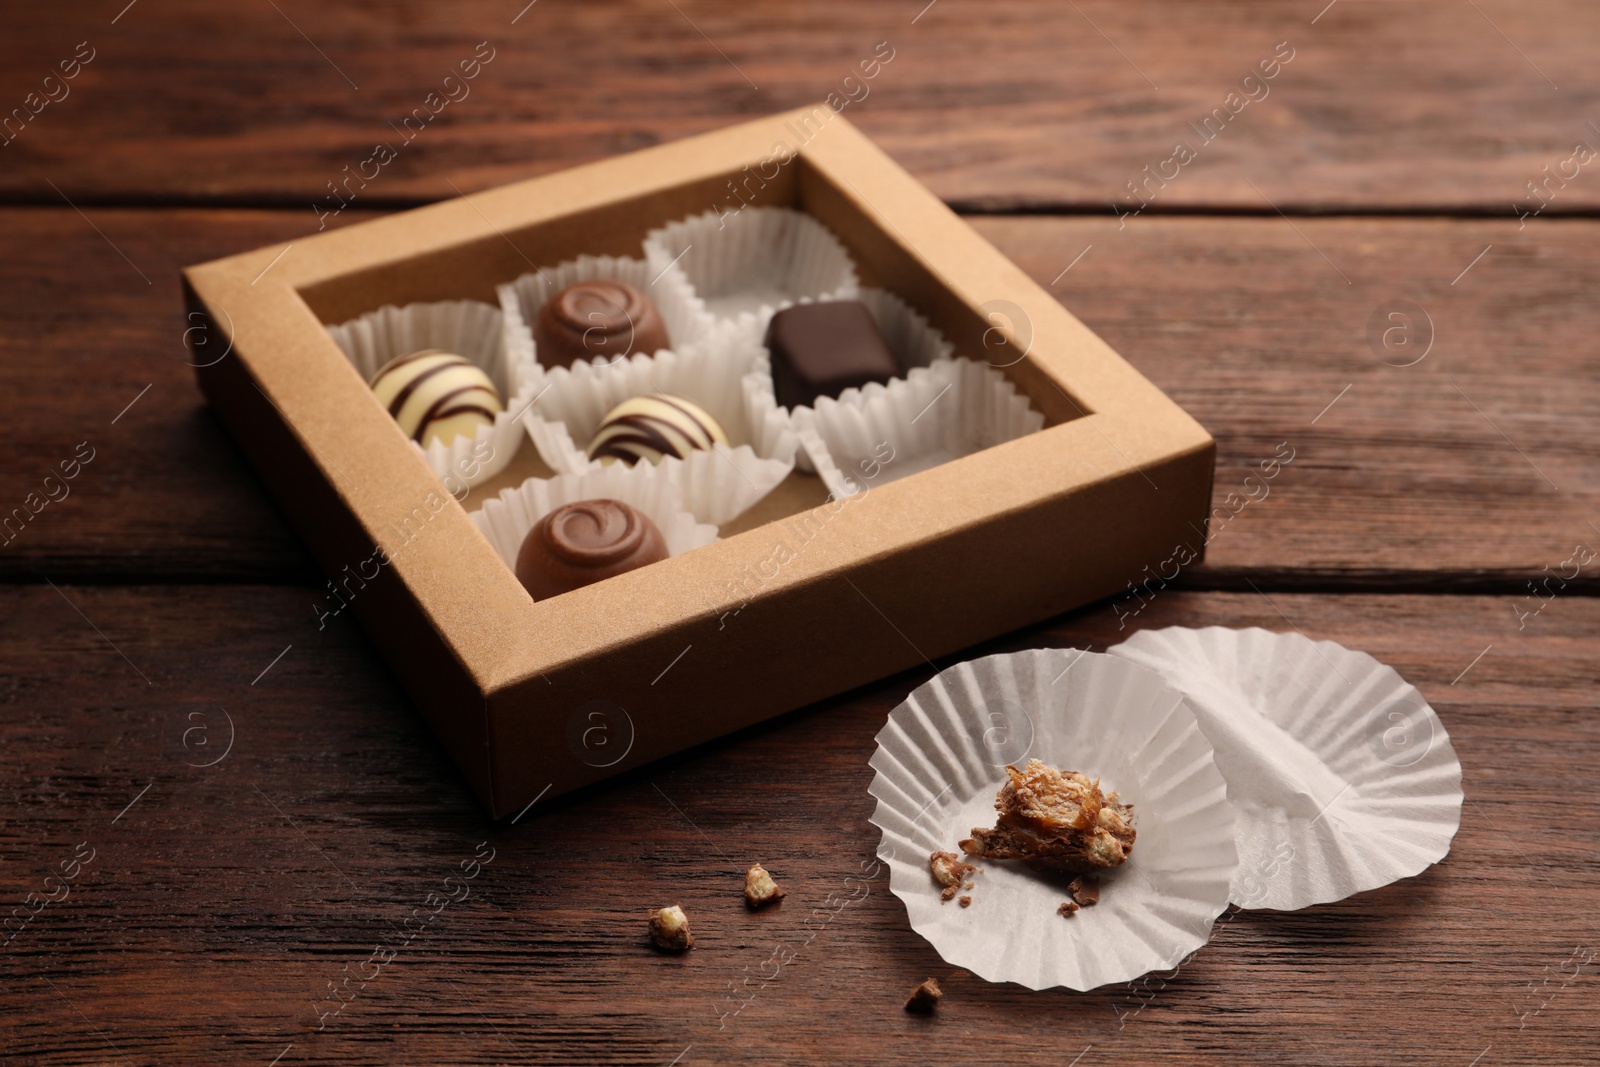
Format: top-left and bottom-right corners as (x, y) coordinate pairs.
(648, 904), (693, 952)
(905, 977), (942, 1014)
(744, 864), (786, 908)
(1057, 900), (1079, 918)
(930, 850), (976, 903)
(1069, 875), (1100, 907)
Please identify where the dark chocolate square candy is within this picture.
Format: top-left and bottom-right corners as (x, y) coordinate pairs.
(763, 301), (900, 409)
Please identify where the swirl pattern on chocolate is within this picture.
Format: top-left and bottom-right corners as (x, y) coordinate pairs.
(587, 393), (728, 465)
(514, 498), (669, 600)
(534, 279), (669, 368)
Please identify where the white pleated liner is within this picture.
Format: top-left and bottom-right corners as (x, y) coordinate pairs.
(496, 254), (710, 373)
(855, 286), (956, 375)
(803, 357), (1045, 499)
(720, 287), (957, 475)
(326, 300), (539, 488)
(869, 650), (1239, 992)
(469, 466), (719, 595)
(519, 332), (797, 527)
(642, 206), (859, 332)
(1108, 627), (1463, 912)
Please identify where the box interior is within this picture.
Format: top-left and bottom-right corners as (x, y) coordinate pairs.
(296, 154), (1089, 547)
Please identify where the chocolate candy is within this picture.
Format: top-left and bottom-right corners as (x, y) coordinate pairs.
(764, 301), (899, 409)
(514, 498), (669, 600)
(534, 279), (669, 368)
(369, 349), (502, 447)
(587, 393), (728, 465)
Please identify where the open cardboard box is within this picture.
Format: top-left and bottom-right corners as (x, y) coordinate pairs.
(183, 106), (1215, 819)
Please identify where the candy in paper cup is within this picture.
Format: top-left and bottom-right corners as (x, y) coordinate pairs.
(756, 288), (954, 473)
(854, 287), (954, 374)
(496, 254), (710, 372)
(520, 333), (797, 526)
(1108, 626), (1464, 911)
(803, 358), (1044, 499)
(326, 299), (538, 489)
(643, 206), (858, 330)
(868, 649), (1239, 991)
(469, 466), (718, 592)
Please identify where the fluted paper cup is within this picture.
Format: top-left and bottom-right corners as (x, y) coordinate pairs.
(469, 466), (718, 597)
(855, 286), (954, 374)
(1109, 627), (1464, 911)
(869, 649), (1239, 991)
(496, 254), (710, 372)
(643, 206), (858, 332)
(724, 287), (954, 474)
(326, 299), (538, 489)
(521, 332), (797, 526)
(803, 357), (1044, 499)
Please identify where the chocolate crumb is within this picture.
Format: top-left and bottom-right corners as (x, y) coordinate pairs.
(930, 851), (976, 903)
(648, 905), (693, 952)
(744, 864), (785, 908)
(905, 977), (942, 1014)
(958, 895), (972, 908)
(1069, 875), (1100, 907)
(1057, 900), (1079, 918)
(962, 760), (1136, 874)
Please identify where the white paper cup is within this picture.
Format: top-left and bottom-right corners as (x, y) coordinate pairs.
(869, 649), (1239, 991)
(643, 206), (858, 331)
(520, 332), (797, 527)
(802, 357), (1045, 499)
(854, 287), (954, 374)
(771, 287), (953, 476)
(469, 466), (718, 597)
(1109, 626), (1464, 911)
(496, 254), (710, 373)
(326, 299), (538, 489)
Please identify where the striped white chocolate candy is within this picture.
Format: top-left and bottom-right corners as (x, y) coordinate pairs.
(586, 393), (728, 465)
(370, 349), (503, 448)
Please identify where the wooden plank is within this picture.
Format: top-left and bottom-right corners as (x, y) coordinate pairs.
(1, 584), (1594, 1065)
(3, 208), (1596, 585)
(2, 2), (1598, 211)
(986, 212), (1600, 592)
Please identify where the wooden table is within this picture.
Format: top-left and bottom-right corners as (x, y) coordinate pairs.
(4, 3), (1597, 1064)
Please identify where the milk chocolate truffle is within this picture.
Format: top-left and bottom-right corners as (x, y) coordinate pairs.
(514, 498), (669, 600)
(369, 349), (502, 447)
(587, 393), (728, 465)
(764, 301), (899, 409)
(534, 279), (669, 368)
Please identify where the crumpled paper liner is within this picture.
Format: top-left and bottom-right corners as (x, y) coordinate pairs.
(643, 206), (859, 331)
(1108, 626), (1463, 911)
(496, 254), (709, 372)
(520, 332), (797, 527)
(803, 357), (1045, 499)
(469, 466), (718, 594)
(325, 299), (539, 488)
(869, 649), (1239, 991)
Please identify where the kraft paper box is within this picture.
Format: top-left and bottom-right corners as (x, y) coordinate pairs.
(182, 106), (1215, 819)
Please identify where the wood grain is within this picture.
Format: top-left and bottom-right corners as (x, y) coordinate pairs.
(2, 584), (1594, 1066)
(8, 6), (1598, 1065)
(1, 2), (1597, 212)
(3, 208), (1597, 587)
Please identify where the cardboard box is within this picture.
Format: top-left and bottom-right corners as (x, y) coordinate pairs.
(183, 106), (1214, 819)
